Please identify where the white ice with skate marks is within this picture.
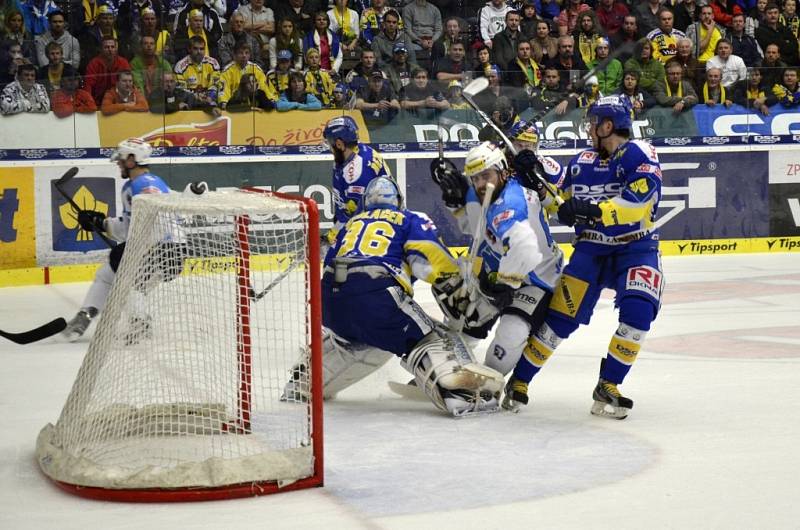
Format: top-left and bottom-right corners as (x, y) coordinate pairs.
(1, 253), (799, 529)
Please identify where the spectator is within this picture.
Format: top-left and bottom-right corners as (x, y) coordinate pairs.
(148, 71), (196, 113)
(614, 69), (655, 116)
(174, 9), (219, 60)
(266, 49), (295, 95)
(118, 0), (165, 49)
(706, 39), (746, 89)
(330, 81), (351, 108)
(267, 17), (303, 71)
(648, 8), (686, 64)
(129, 8), (173, 64)
(530, 19), (558, 64)
(360, 0), (404, 47)
(710, 0), (742, 29)
(471, 44), (494, 77)
(755, 3), (799, 66)
(624, 38), (665, 93)
(492, 9), (523, 70)
(673, 0), (700, 33)
(728, 13), (763, 67)
(520, 0), (544, 39)
(35, 11), (80, 68)
(779, 0), (799, 38)
(37, 41), (76, 93)
(355, 69), (399, 123)
(545, 35), (587, 90)
(557, 0), (591, 36)
(2, 10), (36, 65)
(759, 43), (786, 91)
(478, 95), (517, 140)
(218, 41), (270, 110)
(174, 36), (221, 109)
(590, 37), (623, 94)
(274, 0), (316, 36)
(505, 39), (541, 94)
(536, 0), (560, 22)
(0, 63), (49, 114)
(610, 15), (642, 63)
(434, 39), (467, 83)
(130, 35), (171, 98)
(573, 11), (604, 65)
(634, 0), (662, 35)
(653, 59), (698, 114)
(0, 43), (28, 89)
(432, 16), (464, 67)
(771, 66), (800, 108)
(446, 79), (470, 109)
(235, 0), (275, 48)
(747, 0), (769, 36)
(276, 69), (321, 110)
(304, 46), (335, 107)
(328, 0), (360, 55)
(18, 0), (58, 36)
(304, 10), (343, 72)
(686, 5), (725, 66)
(219, 12), (264, 69)
(402, 0), (442, 53)
(174, 0), (223, 55)
(84, 37), (132, 105)
(79, 5), (126, 73)
(101, 69), (148, 114)
(371, 9), (415, 67)
(227, 72), (275, 111)
(699, 66), (733, 107)
(596, 0), (629, 36)
(473, 63), (513, 110)
(51, 72), (97, 117)
(530, 65), (568, 115)
(400, 66), (448, 114)
(732, 67), (774, 114)
(479, 0), (513, 48)
(345, 48), (382, 91)
(383, 41), (414, 95)
(669, 37), (701, 90)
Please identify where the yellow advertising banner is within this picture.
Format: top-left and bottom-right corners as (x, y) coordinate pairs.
(0, 167), (36, 269)
(96, 110), (369, 147)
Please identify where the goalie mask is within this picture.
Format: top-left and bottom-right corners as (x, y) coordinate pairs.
(362, 176), (404, 210)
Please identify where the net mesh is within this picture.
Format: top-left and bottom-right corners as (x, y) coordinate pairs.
(37, 190), (319, 491)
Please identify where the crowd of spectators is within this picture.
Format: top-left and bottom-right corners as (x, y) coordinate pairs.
(2, 0), (800, 121)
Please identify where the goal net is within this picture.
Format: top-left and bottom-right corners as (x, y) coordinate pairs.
(36, 189), (323, 501)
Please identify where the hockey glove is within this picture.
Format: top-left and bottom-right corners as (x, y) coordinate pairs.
(77, 210), (107, 233)
(432, 274), (469, 322)
(430, 158), (469, 208)
(478, 271), (515, 311)
(512, 149), (546, 193)
(557, 197), (602, 227)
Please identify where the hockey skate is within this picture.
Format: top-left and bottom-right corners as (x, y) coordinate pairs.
(62, 308), (97, 342)
(501, 377), (529, 413)
(280, 363), (309, 403)
(590, 378), (633, 420)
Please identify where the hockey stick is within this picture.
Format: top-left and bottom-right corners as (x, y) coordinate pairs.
(0, 318), (67, 344)
(248, 253), (304, 302)
(387, 380), (427, 401)
(53, 167), (116, 248)
(462, 78), (564, 206)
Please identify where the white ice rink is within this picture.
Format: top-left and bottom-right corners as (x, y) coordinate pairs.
(1, 252), (799, 530)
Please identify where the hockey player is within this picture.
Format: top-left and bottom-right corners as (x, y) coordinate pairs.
(285, 176), (505, 416)
(505, 120), (564, 203)
(430, 142), (563, 393)
(322, 115), (391, 246)
(62, 138), (205, 342)
(506, 96), (664, 419)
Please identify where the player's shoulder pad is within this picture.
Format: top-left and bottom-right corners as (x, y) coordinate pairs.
(131, 174), (170, 195)
(408, 209), (438, 231)
(488, 180), (527, 233)
(618, 140), (659, 166)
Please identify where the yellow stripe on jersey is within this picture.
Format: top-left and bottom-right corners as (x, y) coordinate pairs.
(523, 336), (554, 368)
(608, 335), (641, 366)
(599, 197), (654, 226)
(404, 239), (459, 283)
(550, 274), (589, 318)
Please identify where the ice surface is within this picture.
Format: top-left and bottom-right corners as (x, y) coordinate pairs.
(1, 253), (799, 529)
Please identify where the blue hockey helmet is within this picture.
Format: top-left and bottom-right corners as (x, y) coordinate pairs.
(586, 95), (632, 132)
(323, 115), (359, 146)
(362, 176), (404, 210)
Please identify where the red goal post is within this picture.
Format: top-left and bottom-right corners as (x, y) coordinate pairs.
(36, 189), (323, 502)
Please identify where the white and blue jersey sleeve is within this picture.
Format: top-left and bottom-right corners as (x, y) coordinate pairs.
(106, 173), (170, 242)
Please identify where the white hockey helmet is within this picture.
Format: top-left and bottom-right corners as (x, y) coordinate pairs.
(110, 137), (153, 165)
(463, 141), (508, 179)
(362, 176), (403, 210)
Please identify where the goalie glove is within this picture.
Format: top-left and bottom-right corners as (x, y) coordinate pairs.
(430, 158), (469, 209)
(432, 274), (469, 323)
(557, 197), (602, 227)
(77, 210), (106, 233)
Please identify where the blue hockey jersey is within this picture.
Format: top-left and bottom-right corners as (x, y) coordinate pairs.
(331, 143), (392, 223)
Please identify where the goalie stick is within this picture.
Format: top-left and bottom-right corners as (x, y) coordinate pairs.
(53, 167), (116, 248)
(247, 253), (303, 302)
(0, 318), (67, 344)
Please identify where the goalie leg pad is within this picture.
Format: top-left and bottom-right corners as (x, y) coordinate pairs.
(321, 330), (394, 399)
(402, 328), (504, 416)
(484, 314), (531, 376)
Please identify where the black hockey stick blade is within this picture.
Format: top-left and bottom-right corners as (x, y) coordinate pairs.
(57, 166), (79, 186)
(0, 318), (67, 345)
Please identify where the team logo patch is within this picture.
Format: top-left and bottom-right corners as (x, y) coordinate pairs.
(578, 151), (598, 163)
(492, 210), (513, 229)
(139, 186), (164, 194)
(626, 266), (663, 299)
